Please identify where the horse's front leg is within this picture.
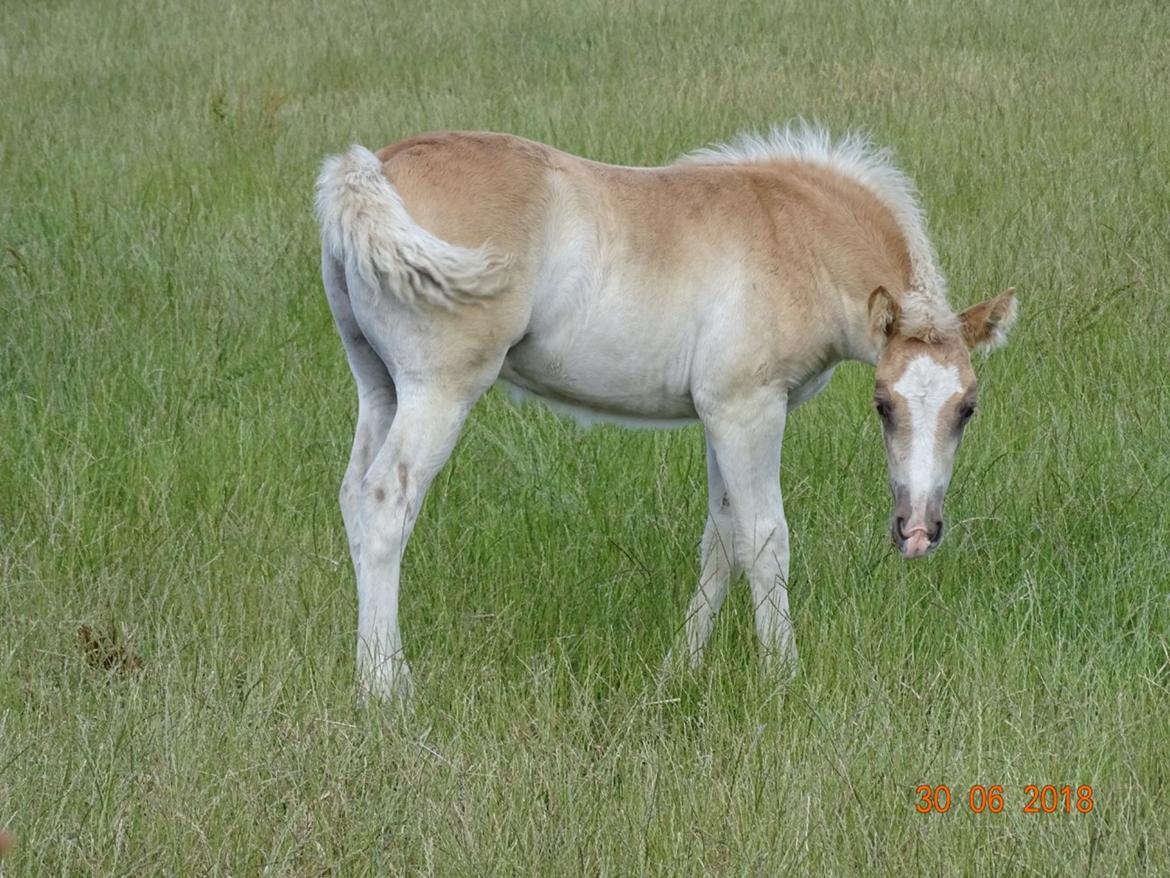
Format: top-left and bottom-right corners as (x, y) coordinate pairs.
(677, 436), (737, 666)
(701, 388), (797, 677)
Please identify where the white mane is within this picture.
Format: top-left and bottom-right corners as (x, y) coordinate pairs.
(680, 123), (958, 339)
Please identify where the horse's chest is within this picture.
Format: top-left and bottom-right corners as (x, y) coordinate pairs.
(789, 367), (836, 409)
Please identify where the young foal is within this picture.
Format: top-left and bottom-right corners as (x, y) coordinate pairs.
(315, 125), (1017, 700)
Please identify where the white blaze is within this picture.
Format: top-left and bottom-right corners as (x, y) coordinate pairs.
(893, 355), (962, 504)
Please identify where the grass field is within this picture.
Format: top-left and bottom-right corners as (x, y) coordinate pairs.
(3, 0), (1170, 872)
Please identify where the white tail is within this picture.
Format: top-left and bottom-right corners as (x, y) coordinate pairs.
(314, 145), (509, 309)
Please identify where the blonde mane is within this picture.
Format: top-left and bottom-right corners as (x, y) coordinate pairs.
(680, 122), (959, 341)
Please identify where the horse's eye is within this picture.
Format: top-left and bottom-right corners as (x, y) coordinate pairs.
(874, 399), (893, 424)
(958, 403), (976, 425)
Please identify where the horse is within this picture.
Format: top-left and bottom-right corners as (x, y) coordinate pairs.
(314, 124), (1018, 701)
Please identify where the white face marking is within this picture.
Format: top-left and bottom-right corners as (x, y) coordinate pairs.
(892, 355), (962, 502)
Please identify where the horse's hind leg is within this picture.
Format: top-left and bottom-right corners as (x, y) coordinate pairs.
(354, 369), (499, 701)
(322, 250), (396, 580)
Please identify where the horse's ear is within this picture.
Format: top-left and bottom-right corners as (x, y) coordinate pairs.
(868, 286), (900, 342)
(959, 288), (1018, 353)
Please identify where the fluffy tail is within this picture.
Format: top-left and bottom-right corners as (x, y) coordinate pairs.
(314, 145), (509, 308)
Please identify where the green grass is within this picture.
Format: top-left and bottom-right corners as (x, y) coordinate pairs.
(3, 0), (1169, 872)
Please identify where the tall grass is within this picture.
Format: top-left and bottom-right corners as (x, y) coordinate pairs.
(2, 0), (1168, 872)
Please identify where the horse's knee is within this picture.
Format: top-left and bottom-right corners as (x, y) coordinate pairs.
(700, 514), (735, 573)
(735, 516), (789, 571)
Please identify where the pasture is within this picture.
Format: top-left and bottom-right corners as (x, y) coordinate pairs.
(2, 0), (1168, 872)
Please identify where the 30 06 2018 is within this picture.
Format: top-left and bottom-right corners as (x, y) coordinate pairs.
(915, 785), (1095, 814)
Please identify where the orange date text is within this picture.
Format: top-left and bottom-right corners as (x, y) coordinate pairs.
(915, 784), (1094, 814)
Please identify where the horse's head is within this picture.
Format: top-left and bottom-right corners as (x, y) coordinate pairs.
(869, 286), (1018, 558)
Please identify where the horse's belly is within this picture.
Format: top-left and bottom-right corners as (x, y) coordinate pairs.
(499, 332), (698, 427)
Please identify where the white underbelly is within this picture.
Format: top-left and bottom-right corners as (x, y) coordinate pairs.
(497, 378), (698, 429)
(498, 328), (699, 427)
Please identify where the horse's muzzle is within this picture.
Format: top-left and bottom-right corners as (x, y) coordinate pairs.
(893, 516), (943, 559)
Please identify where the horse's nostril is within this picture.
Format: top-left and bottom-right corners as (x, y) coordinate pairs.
(930, 521), (944, 543)
(895, 517), (908, 540)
